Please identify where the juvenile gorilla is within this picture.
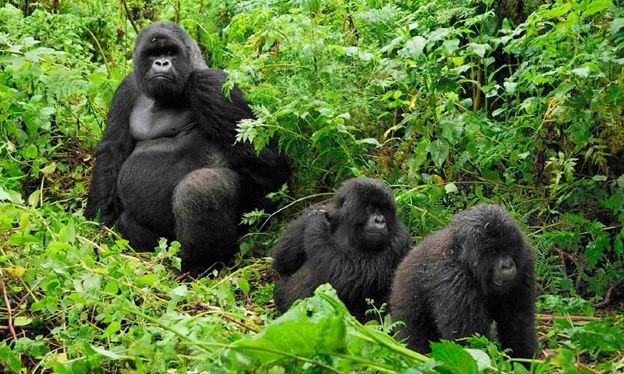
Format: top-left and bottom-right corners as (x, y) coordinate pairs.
(85, 22), (290, 275)
(272, 178), (411, 322)
(390, 204), (537, 358)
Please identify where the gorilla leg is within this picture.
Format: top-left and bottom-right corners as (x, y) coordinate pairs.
(173, 168), (240, 275)
(118, 210), (161, 251)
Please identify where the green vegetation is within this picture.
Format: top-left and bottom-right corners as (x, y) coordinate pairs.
(1, 0), (623, 372)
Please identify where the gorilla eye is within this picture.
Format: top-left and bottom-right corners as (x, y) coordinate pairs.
(147, 47), (177, 57)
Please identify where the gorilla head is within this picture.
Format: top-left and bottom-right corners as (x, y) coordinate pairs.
(452, 204), (529, 295)
(133, 22), (205, 102)
(330, 178), (398, 251)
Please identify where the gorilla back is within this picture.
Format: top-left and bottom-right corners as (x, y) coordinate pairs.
(86, 22), (290, 275)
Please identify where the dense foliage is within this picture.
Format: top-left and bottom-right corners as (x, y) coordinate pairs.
(1, 0), (623, 372)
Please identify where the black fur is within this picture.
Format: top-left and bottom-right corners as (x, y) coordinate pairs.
(390, 204), (537, 358)
(85, 22), (290, 275)
(272, 178), (411, 322)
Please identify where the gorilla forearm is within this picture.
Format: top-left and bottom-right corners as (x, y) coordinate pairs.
(271, 215), (307, 276)
(186, 68), (290, 209)
(492, 283), (538, 358)
(186, 68), (253, 143)
(85, 77), (138, 224)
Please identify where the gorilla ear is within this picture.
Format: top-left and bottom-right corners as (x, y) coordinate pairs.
(334, 196), (345, 209)
(451, 223), (471, 255)
(327, 207), (339, 225)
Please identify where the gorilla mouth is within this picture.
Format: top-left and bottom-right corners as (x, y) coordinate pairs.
(150, 75), (172, 81)
(366, 229), (387, 238)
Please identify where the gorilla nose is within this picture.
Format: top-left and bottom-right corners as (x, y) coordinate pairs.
(501, 257), (514, 270)
(153, 58), (172, 72)
(496, 257), (517, 283)
(372, 214), (386, 229)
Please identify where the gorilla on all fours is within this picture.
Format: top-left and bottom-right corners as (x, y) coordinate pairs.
(390, 204), (537, 358)
(272, 178), (411, 322)
(85, 22), (290, 275)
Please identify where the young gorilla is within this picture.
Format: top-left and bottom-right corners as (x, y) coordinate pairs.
(390, 204), (537, 358)
(85, 22), (290, 275)
(272, 178), (411, 322)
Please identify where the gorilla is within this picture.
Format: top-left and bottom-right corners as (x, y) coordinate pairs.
(390, 204), (537, 358)
(272, 178), (411, 322)
(85, 22), (290, 275)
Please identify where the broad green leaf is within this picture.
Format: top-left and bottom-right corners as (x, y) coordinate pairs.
(465, 349), (491, 371)
(13, 316), (32, 326)
(169, 285), (188, 298)
(430, 341), (478, 374)
(227, 285), (346, 370)
(22, 144), (38, 159)
(90, 345), (125, 360)
(467, 43), (487, 58)
(27, 189), (41, 207)
(356, 138), (381, 147)
(138, 274), (158, 286)
(583, 0), (613, 17)
(429, 140), (449, 167)
(410, 138), (429, 172)
(236, 277), (250, 295)
(544, 3), (571, 19)
(403, 36), (426, 59)
(609, 18), (624, 34)
(444, 182), (458, 194)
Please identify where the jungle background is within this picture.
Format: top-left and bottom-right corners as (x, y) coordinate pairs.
(1, 0), (624, 372)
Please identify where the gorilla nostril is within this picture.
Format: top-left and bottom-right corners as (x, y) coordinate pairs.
(501, 257), (514, 270)
(153, 59), (172, 71)
(373, 215), (385, 225)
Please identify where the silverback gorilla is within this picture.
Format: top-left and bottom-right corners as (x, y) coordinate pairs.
(390, 204), (537, 358)
(85, 23), (290, 275)
(272, 178), (410, 322)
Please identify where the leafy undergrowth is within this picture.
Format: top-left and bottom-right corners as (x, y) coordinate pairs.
(2, 0), (624, 372)
(1, 203), (622, 372)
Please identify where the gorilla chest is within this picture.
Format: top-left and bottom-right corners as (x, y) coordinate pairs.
(118, 97), (229, 218)
(130, 95), (195, 140)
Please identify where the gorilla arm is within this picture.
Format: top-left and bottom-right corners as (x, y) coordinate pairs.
(271, 214), (307, 276)
(300, 211), (358, 294)
(85, 76), (139, 225)
(184, 68), (291, 210)
(429, 261), (492, 341)
(184, 68), (253, 143)
(491, 271), (538, 358)
(273, 207), (336, 276)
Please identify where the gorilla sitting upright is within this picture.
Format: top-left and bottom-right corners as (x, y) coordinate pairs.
(85, 22), (290, 275)
(272, 178), (411, 322)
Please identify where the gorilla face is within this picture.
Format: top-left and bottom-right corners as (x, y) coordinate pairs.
(454, 205), (528, 295)
(332, 178), (397, 251)
(471, 243), (521, 295)
(134, 23), (193, 103)
(362, 205), (389, 244)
